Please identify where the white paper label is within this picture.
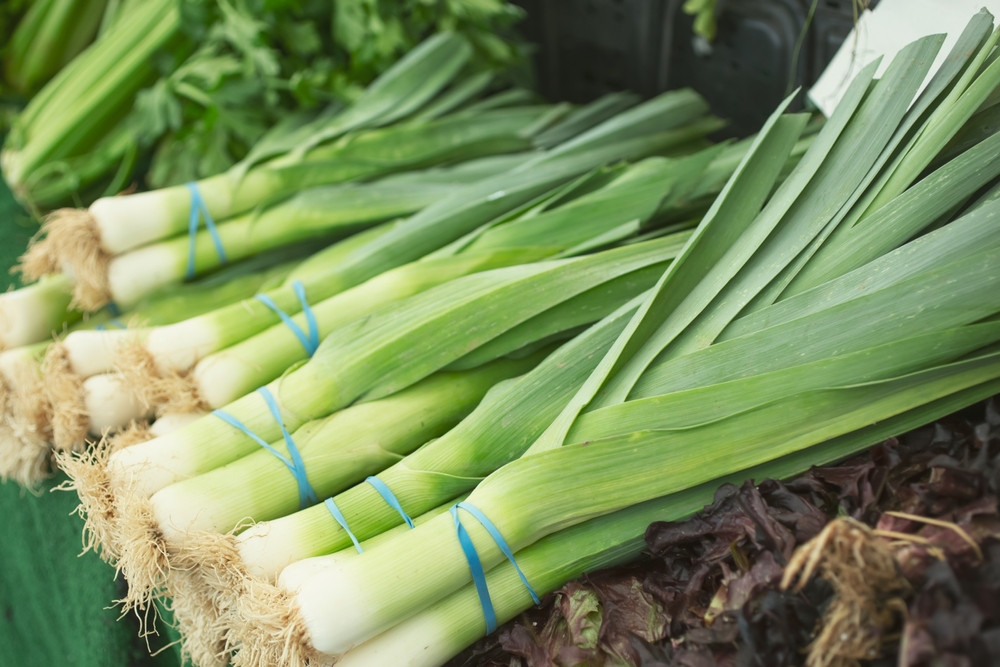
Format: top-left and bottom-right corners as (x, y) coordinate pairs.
(808, 0), (1000, 117)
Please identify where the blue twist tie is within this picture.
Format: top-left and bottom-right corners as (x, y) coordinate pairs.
(254, 281), (320, 356)
(365, 476), (414, 528)
(450, 502), (540, 634)
(186, 182), (227, 280)
(325, 498), (363, 553)
(95, 318), (126, 332)
(212, 387), (317, 508)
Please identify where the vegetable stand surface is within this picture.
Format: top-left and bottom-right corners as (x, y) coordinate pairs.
(0, 169), (180, 667)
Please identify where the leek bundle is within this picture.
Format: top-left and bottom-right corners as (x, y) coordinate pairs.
(17, 33), (553, 310)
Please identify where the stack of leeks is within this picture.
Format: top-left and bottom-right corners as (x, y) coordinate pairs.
(53, 11), (1000, 667)
(1, 31), (730, 488)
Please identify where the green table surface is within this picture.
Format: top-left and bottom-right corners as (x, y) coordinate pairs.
(0, 176), (181, 667)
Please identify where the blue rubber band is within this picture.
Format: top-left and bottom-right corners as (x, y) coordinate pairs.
(451, 502), (540, 634)
(254, 281), (320, 356)
(95, 318), (126, 331)
(365, 476), (415, 528)
(451, 504), (496, 632)
(456, 503), (540, 604)
(325, 498), (364, 553)
(105, 301), (122, 317)
(186, 182), (227, 280)
(212, 387), (317, 508)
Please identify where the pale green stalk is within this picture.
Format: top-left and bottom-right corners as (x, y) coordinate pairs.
(287, 21), (1000, 652)
(863, 13), (1000, 215)
(576, 321), (1000, 441)
(629, 204), (1000, 398)
(120, 103), (548, 255)
(316, 90), (717, 288)
(102, 151), (525, 307)
(783, 117), (1000, 294)
(458, 152), (717, 256)
(139, 223), (404, 375)
(609, 36), (940, 399)
(778, 12), (1000, 296)
(533, 33), (960, 451)
(78, 34), (505, 254)
(1, 224), (301, 351)
(62, 257), (296, 377)
(528, 99), (818, 450)
(712, 185), (1000, 343)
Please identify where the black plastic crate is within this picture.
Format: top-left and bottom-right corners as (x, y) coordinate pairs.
(518, 0), (879, 136)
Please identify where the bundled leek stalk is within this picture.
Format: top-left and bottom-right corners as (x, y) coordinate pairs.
(1, 33), (594, 427)
(52, 148), (705, 450)
(46, 59), (743, 667)
(16, 33), (557, 311)
(328, 379), (996, 667)
(53, 86), (731, 658)
(0, 273), (80, 350)
(157, 13), (1000, 665)
(100, 234), (680, 537)
(1, 1), (527, 209)
(26, 229), (413, 455)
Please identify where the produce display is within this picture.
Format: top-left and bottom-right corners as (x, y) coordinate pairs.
(1, 3), (999, 667)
